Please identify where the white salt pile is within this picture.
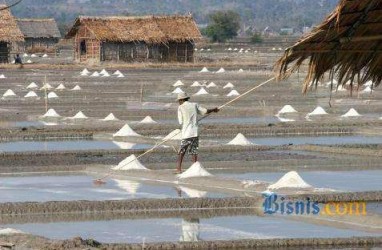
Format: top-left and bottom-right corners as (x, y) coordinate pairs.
(31, 54), (37, 57)
(81, 68), (90, 75)
(0, 74), (6, 78)
(113, 179), (141, 194)
(24, 91), (38, 98)
(268, 171), (312, 190)
(117, 73), (125, 78)
(228, 47), (232, 51)
(172, 87), (184, 94)
(272, 47), (276, 51)
(178, 161), (212, 179)
(91, 71), (100, 77)
(334, 85), (347, 92)
(113, 124), (141, 137)
(26, 59), (32, 64)
(100, 69), (108, 75)
(234, 48), (238, 51)
(71, 85), (82, 91)
(139, 116), (157, 124)
(42, 54), (48, 58)
(113, 70), (122, 75)
(3, 89), (16, 97)
(227, 133), (252, 146)
(277, 105), (297, 114)
(102, 113), (118, 121)
(216, 67), (225, 73)
(112, 154), (148, 170)
(55, 83), (66, 90)
(26, 82), (38, 89)
(23, 53), (28, 57)
(173, 80), (184, 87)
(43, 108), (60, 117)
(227, 89), (240, 97)
(191, 81), (201, 87)
(179, 186), (207, 198)
(101, 72), (110, 77)
(223, 82), (234, 89)
(341, 108), (361, 117)
(199, 67), (209, 73)
(307, 106), (328, 116)
(193, 87), (209, 96)
(71, 111), (88, 119)
(163, 129), (182, 140)
(364, 80), (373, 87)
(40, 83), (53, 90)
(0, 228), (24, 235)
(361, 86), (372, 93)
(207, 82), (217, 88)
(47, 92), (58, 99)
(238, 69), (244, 72)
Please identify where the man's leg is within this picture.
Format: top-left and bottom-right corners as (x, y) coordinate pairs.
(177, 151), (186, 173)
(192, 154), (198, 163)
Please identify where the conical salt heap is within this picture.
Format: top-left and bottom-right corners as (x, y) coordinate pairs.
(0, 74), (6, 79)
(40, 83), (53, 90)
(101, 71), (110, 77)
(47, 92), (58, 99)
(81, 68), (90, 75)
(364, 80), (373, 87)
(216, 67), (225, 73)
(227, 133), (252, 146)
(42, 54), (48, 58)
(27, 82), (38, 89)
(227, 89), (240, 96)
(139, 116), (157, 124)
(238, 69), (244, 72)
(31, 54), (37, 57)
(193, 87), (209, 96)
(91, 71), (100, 77)
(100, 69), (108, 75)
(43, 108), (61, 117)
(117, 73), (125, 78)
(71, 85), (82, 91)
(172, 87), (184, 94)
(113, 70), (122, 75)
(277, 105), (297, 114)
(163, 129), (182, 140)
(56, 83), (66, 90)
(341, 108), (361, 117)
(191, 81), (201, 87)
(223, 82), (234, 89)
(23, 53), (28, 57)
(0, 228), (25, 235)
(207, 82), (217, 88)
(26, 59), (32, 64)
(72, 111), (88, 119)
(113, 124), (141, 137)
(199, 67), (209, 73)
(173, 80), (184, 87)
(24, 91), (38, 98)
(268, 171), (312, 190)
(307, 106), (328, 116)
(112, 154), (148, 170)
(178, 161), (212, 179)
(102, 113), (118, 121)
(3, 89), (16, 97)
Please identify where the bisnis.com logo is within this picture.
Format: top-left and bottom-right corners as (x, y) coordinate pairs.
(262, 193), (367, 216)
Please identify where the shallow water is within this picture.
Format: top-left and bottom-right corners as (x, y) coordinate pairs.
(0, 140), (152, 152)
(248, 135), (382, 146)
(219, 170), (382, 192)
(0, 175), (223, 202)
(2, 215), (377, 243)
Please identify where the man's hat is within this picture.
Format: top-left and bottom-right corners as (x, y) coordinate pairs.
(177, 92), (189, 101)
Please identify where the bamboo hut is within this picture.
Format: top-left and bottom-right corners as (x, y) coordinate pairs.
(0, 5), (24, 63)
(277, 0), (382, 93)
(66, 15), (201, 63)
(17, 19), (61, 53)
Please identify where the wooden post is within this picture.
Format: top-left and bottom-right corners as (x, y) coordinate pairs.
(185, 43), (188, 63)
(140, 84), (144, 103)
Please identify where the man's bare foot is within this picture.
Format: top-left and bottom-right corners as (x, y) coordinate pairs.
(174, 169), (182, 174)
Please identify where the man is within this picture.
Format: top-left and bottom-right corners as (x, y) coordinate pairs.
(14, 54), (22, 64)
(176, 92), (219, 173)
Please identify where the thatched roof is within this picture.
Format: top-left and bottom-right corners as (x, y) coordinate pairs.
(66, 15), (201, 43)
(17, 18), (61, 38)
(0, 5), (24, 42)
(277, 0), (382, 92)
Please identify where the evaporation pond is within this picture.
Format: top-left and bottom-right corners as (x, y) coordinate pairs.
(0, 140), (152, 152)
(219, 170), (382, 192)
(2, 215), (378, 243)
(248, 135), (382, 146)
(0, 174), (225, 202)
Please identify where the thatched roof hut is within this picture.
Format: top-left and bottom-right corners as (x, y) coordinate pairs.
(277, 0), (382, 92)
(17, 19), (61, 39)
(0, 5), (24, 43)
(66, 15), (201, 43)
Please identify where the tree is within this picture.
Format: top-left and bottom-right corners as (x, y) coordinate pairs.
(250, 32), (263, 44)
(205, 10), (241, 43)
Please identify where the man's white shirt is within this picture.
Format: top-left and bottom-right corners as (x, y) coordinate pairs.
(178, 101), (207, 139)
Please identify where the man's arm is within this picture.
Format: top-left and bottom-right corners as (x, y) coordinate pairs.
(206, 107), (219, 114)
(197, 104), (219, 115)
(177, 108), (183, 125)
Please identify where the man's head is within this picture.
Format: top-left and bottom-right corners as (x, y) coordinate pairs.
(177, 92), (190, 105)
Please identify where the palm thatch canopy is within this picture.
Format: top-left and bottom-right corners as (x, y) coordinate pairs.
(66, 15), (201, 44)
(17, 18), (61, 38)
(277, 0), (382, 92)
(0, 4), (24, 42)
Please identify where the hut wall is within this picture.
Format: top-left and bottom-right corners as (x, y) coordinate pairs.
(101, 42), (167, 62)
(168, 41), (194, 62)
(0, 42), (9, 63)
(24, 38), (59, 52)
(74, 25), (100, 63)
